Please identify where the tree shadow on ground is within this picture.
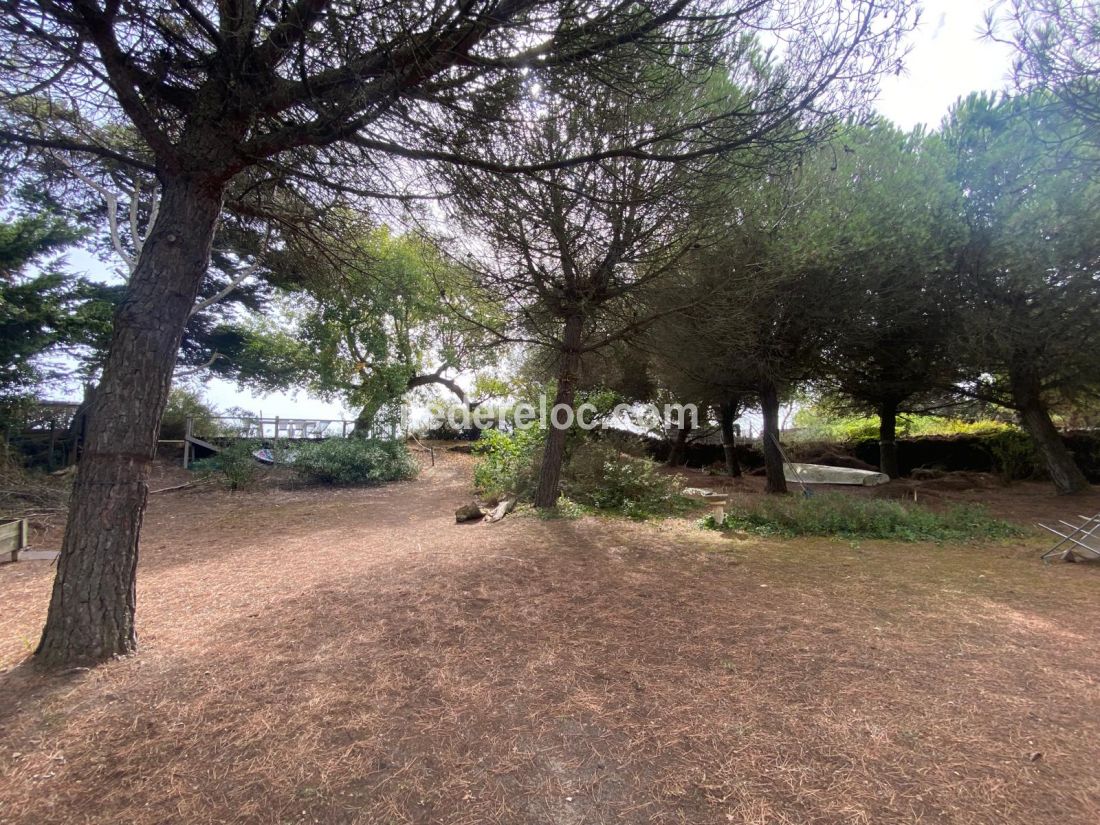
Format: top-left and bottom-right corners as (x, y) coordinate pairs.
(3, 512), (1099, 824)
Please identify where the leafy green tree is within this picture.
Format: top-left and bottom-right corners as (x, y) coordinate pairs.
(445, 62), (718, 507)
(944, 92), (1100, 494)
(0, 213), (113, 427)
(812, 122), (967, 477)
(645, 121), (958, 485)
(217, 224), (497, 433)
(0, 0), (916, 665)
(0, 211), (80, 278)
(646, 136), (862, 494)
(158, 387), (220, 442)
(7, 130), (277, 377)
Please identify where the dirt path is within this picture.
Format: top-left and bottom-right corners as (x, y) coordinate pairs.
(1, 451), (1099, 824)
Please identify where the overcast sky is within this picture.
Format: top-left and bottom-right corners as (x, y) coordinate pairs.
(877, 0), (1015, 130)
(63, 0), (1021, 421)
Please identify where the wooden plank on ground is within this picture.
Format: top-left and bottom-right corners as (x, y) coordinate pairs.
(14, 549), (59, 562)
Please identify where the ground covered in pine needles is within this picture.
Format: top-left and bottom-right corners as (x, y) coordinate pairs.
(1, 450), (1099, 824)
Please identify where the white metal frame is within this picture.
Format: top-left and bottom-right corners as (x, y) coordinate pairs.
(1039, 513), (1100, 562)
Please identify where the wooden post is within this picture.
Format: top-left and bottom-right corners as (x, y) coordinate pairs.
(183, 416), (192, 468)
(342, 420), (348, 438)
(48, 422), (57, 471)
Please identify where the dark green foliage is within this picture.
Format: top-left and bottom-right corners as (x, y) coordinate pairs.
(0, 213), (83, 279)
(984, 430), (1045, 482)
(700, 493), (1020, 542)
(211, 225), (498, 432)
(473, 428), (544, 501)
(942, 92), (1100, 492)
(291, 439), (418, 486)
(159, 388), (220, 441)
(562, 442), (685, 519)
(191, 441), (262, 491)
(0, 213), (113, 417)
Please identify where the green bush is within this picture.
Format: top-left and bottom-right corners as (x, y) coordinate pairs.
(191, 440), (261, 490)
(700, 492), (1020, 542)
(472, 427), (544, 500)
(474, 431), (684, 518)
(562, 442), (684, 518)
(291, 438), (418, 486)
(985, 430), (1045, 482)
(160, 387), (220, 441)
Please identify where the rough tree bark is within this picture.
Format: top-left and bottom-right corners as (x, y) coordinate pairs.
(351, 402), (383, 438)
(534, 314), (584, 508)
(35, 177), (225, 666)
(1010, 366), (1089, 495)
(759, 379), (787, 494)
(878, 397), (901, 479)
(719, 400), (742, 477)
(666, 422), (691, 467)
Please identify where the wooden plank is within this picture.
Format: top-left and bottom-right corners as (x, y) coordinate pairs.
(1, 521), (22, 549)
(0, 552), (58, 567)
(184, 434), (222, 453)
(0, 518), (27, 562)
(9, 549), (58, 563)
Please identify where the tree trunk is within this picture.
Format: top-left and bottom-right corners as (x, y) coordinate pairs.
(533, 314), (583, 508)
(719, 400), (742, 477)
(36, 177), (225, 667)
(878, 397), (900, 479)
(352, 401), (381, 438)
(759, 379), (787, 494)
(1010, 368), (1089, 495)
(666, 422), (691, 467)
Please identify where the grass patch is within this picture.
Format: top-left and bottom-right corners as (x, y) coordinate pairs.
(699, 492), (1021, 542)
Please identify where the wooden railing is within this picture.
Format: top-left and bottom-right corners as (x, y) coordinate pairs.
(186, 415), (355, 441)
(182, 415), (356, 467)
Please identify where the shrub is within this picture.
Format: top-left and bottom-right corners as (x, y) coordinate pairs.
(191, 440), (261, 490)
(291, 438), (418, 486)
(474, 431), (684, 518)
(0, 451), (71, 519)
(700, 493), (1020, 542)
(985, 430), (1045, 482)
(472, 427), (543, 500)
(160, 387), (220, 441)
(562, 442), (684, 518)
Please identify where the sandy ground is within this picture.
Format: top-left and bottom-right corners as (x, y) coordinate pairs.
(1, 450), (1099, 824)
